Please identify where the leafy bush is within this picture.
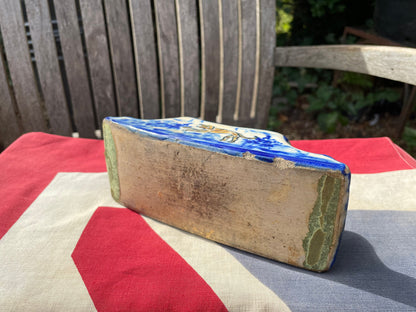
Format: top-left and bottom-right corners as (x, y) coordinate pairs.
(403, 127), (416, 150)
(272, 0), (408, 143)
(288, 0), (373, 45)
(308, 0), (346, 17)
(307, 83), (400, 133)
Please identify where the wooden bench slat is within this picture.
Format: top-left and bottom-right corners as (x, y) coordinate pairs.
(103, 0), (139, 118)
(255, 0), (276, 129)
(129, 0), (160, 119)
(200, 0), (220, 122)
(25, 0), (72, 136)
(154, 0), (180, 118)
(80, 0), (116, 128)
(54, 0), (96, 137)
(0, 49), (21, 148)
(177, 0), (200, 118)
(221, 0), (239, 125)
(0, 0), (47, 133)
(237, 0), (257, 126)
(275, 45), (416, 86)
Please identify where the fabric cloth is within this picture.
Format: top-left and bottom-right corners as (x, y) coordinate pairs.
(1, 133), (415, 311)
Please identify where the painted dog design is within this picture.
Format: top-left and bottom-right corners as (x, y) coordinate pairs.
(182, 124), (257, 143)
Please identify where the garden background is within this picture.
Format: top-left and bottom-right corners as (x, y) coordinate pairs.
(270, 0), (416, 156)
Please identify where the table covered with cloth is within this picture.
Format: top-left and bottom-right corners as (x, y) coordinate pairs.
(1, 132), (415, 311)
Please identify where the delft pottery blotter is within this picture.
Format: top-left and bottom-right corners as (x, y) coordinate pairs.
(103, 116), (350, 272)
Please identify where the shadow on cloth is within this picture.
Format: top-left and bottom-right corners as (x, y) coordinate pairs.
(226, 230), (416, 308)
(321, 231), (416, 308)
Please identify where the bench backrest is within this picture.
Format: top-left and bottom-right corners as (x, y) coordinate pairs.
(0, 0), (276, 149)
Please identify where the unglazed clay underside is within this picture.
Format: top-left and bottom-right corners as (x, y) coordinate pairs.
(103, 117), (350, 271)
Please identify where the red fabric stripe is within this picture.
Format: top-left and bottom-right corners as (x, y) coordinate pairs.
(72, 207), (227, 312)
(1, 133), (415, 239)
(291, 137), (416, 174)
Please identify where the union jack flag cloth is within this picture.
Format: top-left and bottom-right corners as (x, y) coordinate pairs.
(1, 133), (415, 311)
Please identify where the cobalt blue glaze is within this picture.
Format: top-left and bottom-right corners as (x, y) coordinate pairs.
(105, 116), (349, 174)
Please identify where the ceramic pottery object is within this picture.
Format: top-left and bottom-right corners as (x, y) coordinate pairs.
(103, 117), (350, 272)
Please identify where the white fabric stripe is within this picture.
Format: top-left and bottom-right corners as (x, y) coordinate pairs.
(349, 170), (416, 211)
(0, 172), (289, 311)
(0, 172), (123, 311)
(4, 169), (414, 310)
(144, 217), (291, 312)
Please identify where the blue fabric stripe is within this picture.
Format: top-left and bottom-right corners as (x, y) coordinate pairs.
(224, 210), (416, 311)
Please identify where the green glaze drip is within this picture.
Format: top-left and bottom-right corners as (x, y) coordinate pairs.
(103, 121), (120, 201)
(303, 175), (341, 271)
(307, 229), (325, 265)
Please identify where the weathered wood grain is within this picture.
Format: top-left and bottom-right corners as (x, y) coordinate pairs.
(154, 0), (180, 118)
(104, 0), (139, 117)
(216, 0), (224, 123)
(129, 0), (160, 119)
(80, 0), (116, 127)
(0, 0), (47, 132)
(249, 0), (261, 120)
(275, 45), (416, 86)
(221, 0), (239, 125)
(25, 0), (72, 136)
(0, 49), (21, 148)
(54, 0), (96, 137)
(237, 0), (257, 125)
(200, 0), (220, 121)
(176, 0), (200, 117)
(255, 0), (275, 129)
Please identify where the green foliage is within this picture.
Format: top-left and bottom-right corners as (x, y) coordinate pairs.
(276, 0), (294, 46)
(357, 89), (400, 108)
(403, 127), (416, 150)
(317, 112), (348, 134)
(289, 0), (374, 45)
(306, 83), (400, 133)
(340, 72), (373, 89)
(276, 0), (294, 34)
(268, 67), (318, 130)
(271, 0), (409, 145)
(273, 68), (318, 106)
(308, 0), (346, 17)
(267, 105), (282, 130)
(307, 85), (347, 133)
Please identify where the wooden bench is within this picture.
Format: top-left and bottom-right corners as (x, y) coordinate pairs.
(1, 0), (416, 150)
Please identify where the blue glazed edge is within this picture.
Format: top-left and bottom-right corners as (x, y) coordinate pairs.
(105, 116), (348, 174)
